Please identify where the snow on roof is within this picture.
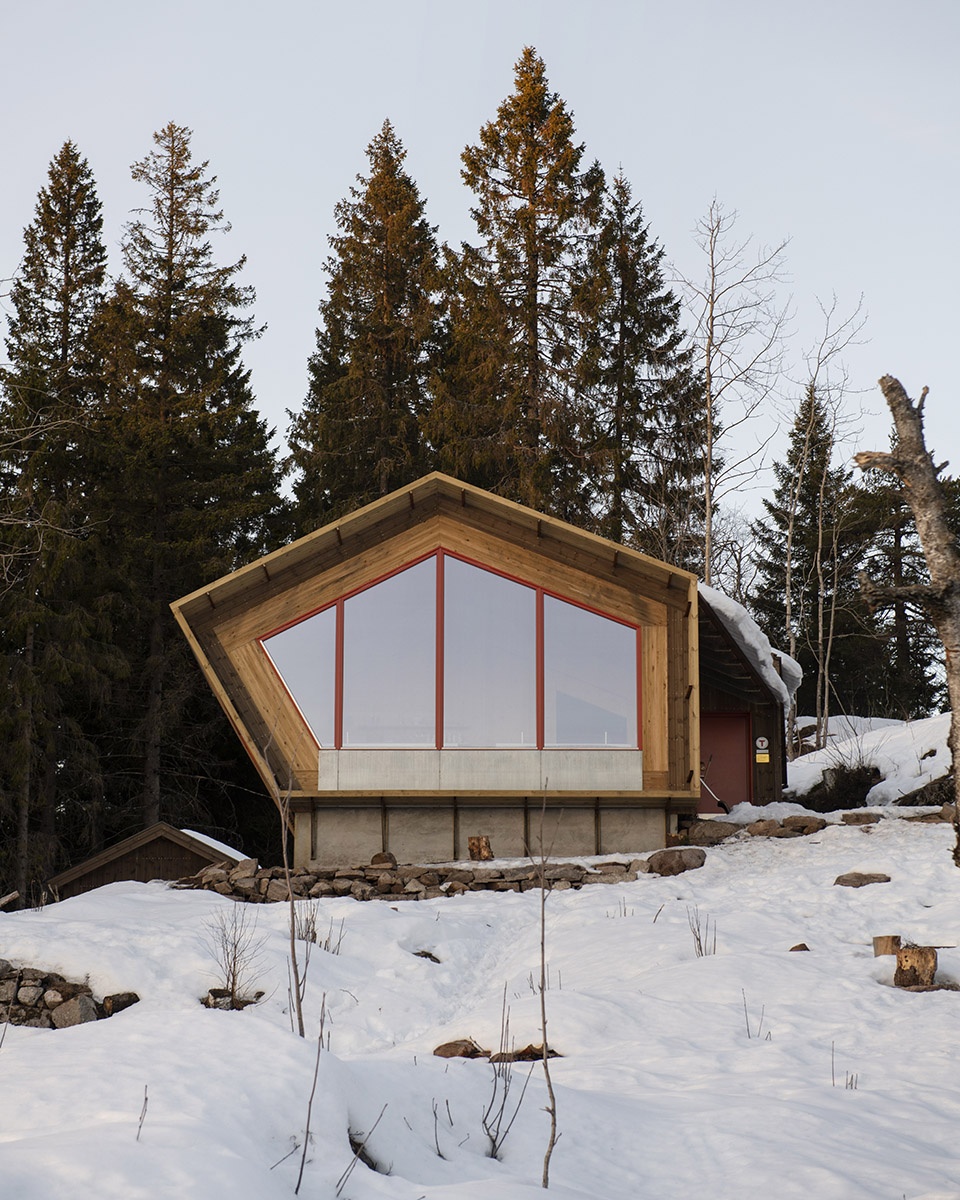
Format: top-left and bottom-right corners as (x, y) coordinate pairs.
(179, 829), (244, 862)
(699, 583), (801, 707)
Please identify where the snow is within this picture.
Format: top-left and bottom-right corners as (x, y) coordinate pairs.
(180, 828), (245, 862)
(699, 583), (802, 708)
(3, 817), (960, 1198)
(788, 713), (953, 805)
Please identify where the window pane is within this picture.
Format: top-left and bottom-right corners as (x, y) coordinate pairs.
(342, 558), (436, 747)
(443, 557), (536, 747)
(543, 596), (637, 747)
(262, 604), (337, 747)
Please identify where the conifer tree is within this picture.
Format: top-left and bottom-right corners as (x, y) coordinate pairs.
(0, 142), (110, 898)
(431, 47), (604, 517)
(752, 386), (879, 732)
(576, 172), (704, 565)
(288, 120), (440, 529)
(89, 122), (284, 832)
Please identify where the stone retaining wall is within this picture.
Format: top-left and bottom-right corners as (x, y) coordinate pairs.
(0, 959), (138, 1029)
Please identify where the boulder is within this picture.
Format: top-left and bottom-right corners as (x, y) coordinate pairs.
(264, 879), (291, 902)
(433, 1038), (488, 1059)
(746, 819), (782, 837)
(686, 820), (740, 846)
(646, 847), (706, 876)
(102, 992), (140, 1017)
(229, 858), (259, 881)
(834, 871), (891, 888)
(51, 993), (99, 1029)
(16, 985), (44, 1007)
(782, 815), (827, 835)
(841, 812), (880, 826)
(371, 851), (397, 867)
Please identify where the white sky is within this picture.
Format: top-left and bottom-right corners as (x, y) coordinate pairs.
(3, 0), (958, 512)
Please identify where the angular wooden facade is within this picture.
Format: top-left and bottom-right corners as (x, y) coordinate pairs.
(172, 474), (702, 864)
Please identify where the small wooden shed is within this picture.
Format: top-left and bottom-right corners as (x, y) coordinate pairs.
(172, 473), (702, 864)
(48, 823), (243, 899)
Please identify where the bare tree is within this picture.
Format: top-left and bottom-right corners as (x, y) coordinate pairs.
(678, 200), (790, 585)
(855, 376), (960, 864)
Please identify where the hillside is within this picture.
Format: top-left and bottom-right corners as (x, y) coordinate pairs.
(2, 811), (959, 1199)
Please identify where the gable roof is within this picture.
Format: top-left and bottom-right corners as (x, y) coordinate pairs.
(48, 822), (243, 893)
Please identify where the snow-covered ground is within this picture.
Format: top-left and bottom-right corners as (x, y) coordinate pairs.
(3, 815), (960, 1199)
(789, 713), (953, 805)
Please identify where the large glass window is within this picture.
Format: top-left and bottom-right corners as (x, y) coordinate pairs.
(443, 556), (536, 746)
(543, 595), (637, 747)
(261, 550), (640, 751)
(341, 558), (436, 746)
(262, 603), (337, 747)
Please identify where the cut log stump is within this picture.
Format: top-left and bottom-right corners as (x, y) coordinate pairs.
(894, 945), (938, 988)
(873, 935), (902, 957)
(468, 835), (494, 862)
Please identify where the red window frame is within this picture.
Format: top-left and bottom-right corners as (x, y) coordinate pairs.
(260, 548), (643, 751)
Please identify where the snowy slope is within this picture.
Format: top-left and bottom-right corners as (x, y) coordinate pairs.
(2, 818), (960, 1199)
(789, 713), (952, 804)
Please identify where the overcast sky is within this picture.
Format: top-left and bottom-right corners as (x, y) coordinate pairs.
(4, 0), (958, 513)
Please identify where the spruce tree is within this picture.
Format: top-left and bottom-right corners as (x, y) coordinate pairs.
(576, 171), (704, 565)
(288, 120), (440, 529)
(431, 47), (604, 517)
(0, 142), (111, 898)
(89, 122), (284, 832)
(752, 386), (878, 729)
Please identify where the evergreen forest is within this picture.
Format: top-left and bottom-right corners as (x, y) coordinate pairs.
(0, 50), (948, 901)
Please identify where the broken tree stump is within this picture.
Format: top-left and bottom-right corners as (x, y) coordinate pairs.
(873, 935), (902, 957)
(894, 945), (938, 988)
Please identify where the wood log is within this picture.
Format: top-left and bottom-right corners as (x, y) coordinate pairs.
(894, 945), (938, 988)
(873, 935), (902, 957)
(468, 835), (494, 862)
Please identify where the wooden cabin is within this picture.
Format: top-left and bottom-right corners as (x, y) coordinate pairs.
(48, 823), (243, 899)
(171, 473), (702, 864)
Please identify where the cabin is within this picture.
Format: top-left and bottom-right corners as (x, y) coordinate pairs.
(171, 474), (705, 865)
(47, 823), (243, 899)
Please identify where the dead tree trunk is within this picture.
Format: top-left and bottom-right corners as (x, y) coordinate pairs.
(854, 376), (960, 865)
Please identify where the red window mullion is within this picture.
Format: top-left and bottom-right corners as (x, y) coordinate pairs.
(635, 628), (643, 751)
(536, 588), (545, 749)
(436, 551), (444, 750)
(334, 597), (344, 749)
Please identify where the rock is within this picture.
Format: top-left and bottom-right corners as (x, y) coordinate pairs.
(404, 877), (426, 894)
(229, 858), (259, 881)
(646, 847), (707, 877)
(445, 881), (469, 895)
(0, 980), (17, 1003)
(16, 985), (44, 1006)
(939, 803), (957, 823)
(433, 1038), (488, 1059)
(265, 879), (291, 902)
(630, 859), (652, 875)
(542, 864), (585, 882)
(789, 943), (810, 952)
(51, 993), (99, 1029)
(309, 881), (335, 898)
(841, 812), (880, 826)
(686, 820), (740, 846)
(371, 851), (397, 867)
(746, 819), (782, 837)
(102, 992), (140, 1017)
(350, 881), (374, 900)
(0, 959), (14, 978)
(834, 871), (891, 888)
(443, 868), (475, 884)
(232, 876), (259, 897)
(199, 865), (229, 884)
(782, 815), (827, 835)
(490, 1043), (560, 1063)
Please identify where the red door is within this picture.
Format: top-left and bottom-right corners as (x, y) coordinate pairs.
(699, 713), (752, 814)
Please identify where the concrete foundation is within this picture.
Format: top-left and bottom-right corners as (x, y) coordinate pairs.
(295, 797), (678, 866)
